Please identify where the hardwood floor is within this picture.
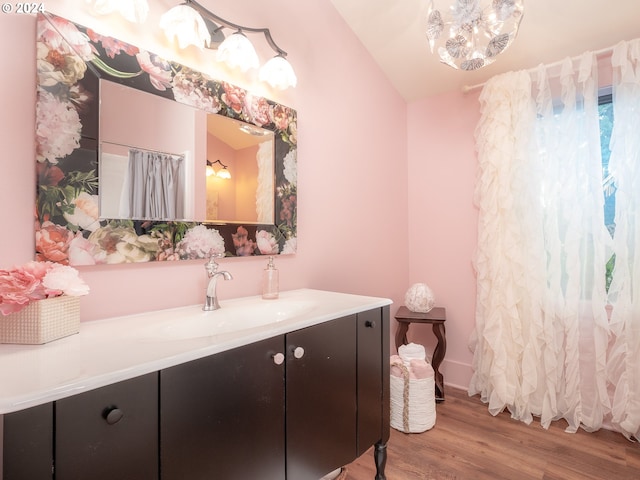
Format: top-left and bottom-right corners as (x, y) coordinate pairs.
(344, 387), (640, 480)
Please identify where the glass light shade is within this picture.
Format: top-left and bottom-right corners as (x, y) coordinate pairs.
(87, 0), (149, 23)
(216, 32), (259, 72)
(206, 165), (215, 177)
(160, 5), (211, 49)
(216, 168), (231, 179)
(426, 0), (524, 70)
(259, 55), (298, 90)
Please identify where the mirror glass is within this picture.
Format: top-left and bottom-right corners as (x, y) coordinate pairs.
(34, 13), (297, 265)
(98, 80), (275, 223)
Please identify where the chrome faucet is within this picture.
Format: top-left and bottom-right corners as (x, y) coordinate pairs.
(203, 254), (233, 311)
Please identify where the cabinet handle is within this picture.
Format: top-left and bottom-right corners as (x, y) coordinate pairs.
(272, 352), (285, 365)
(365, 320), (376, 328)
(293, 346), (305, 359)
(103, 407), (124, 425)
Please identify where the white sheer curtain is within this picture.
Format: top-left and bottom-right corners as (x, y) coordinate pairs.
(607, 39), (640, 439)
(468, 49), (631, 434)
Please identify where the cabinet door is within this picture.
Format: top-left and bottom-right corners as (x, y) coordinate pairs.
(2, 403), (53, 480)
(356, 307), (389, 456)
(286, 316), (357, 480)
(160, 335), (285, 480)
(55, 373), (158, 480)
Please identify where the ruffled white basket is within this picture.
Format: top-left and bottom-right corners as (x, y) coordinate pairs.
(390, 359), (436, 433)
(0, 296), (80, 344)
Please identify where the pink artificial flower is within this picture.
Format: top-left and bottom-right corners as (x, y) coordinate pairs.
(0, 261), (89, 315)
(221, 82), (246, 114)
(68, 235), (100, 266)
(232, 226), (257, 256)
(172, 69), (221, 113)
(35, 89), (82, 164)
(35, 221), (75, 264)
(271, 104), (291, 131)
(256, 230), (279, 255)
(43, 265), (90, 297)
(243, 95), (271, 127)
(37, 162), (65, 187)
(37, 16), (96, 61)
(86, 29), (139, 58)
(177, 225), (225, 259)
(136, 51), (172, 91)
(0, 266), (46, 315)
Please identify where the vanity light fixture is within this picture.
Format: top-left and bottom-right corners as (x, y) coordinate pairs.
(216, 30), (259, 72)
(85, 0), (149, 23)
(239, 124), (271, 136)
(426, 0), (524, 71)
(160, 0), (297, 89)
(160, 3), (211, 49)
(207, 159), (231, 179)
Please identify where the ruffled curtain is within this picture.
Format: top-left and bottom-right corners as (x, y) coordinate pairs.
(256, 139), (274, 224)
(469, 51), (620, 433)
(607, 39), (640, 439)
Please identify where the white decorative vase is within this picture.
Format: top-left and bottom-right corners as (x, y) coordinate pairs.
(404, 283), (435, 313)
(0, 296), (80, 344)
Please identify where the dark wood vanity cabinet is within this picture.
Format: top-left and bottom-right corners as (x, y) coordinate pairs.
(2, 403), (53, 480)
(286, 307), (390, 479)
(161, 314), (361, 480)
(161, 307), (389, 480)
(1, 373), (157, 480)
(54, 373), (158, 480)
(160, 335), (286, 480)
(285, 314), (357, 479)
(1, 305), (389, 480)
(356, 308), (390, 457)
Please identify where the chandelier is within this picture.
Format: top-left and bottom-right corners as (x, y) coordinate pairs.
(426, 0), (524, 71)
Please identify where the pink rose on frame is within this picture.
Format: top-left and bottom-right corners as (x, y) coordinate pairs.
(256, 230), (279, 255)
(36, 221), (77, 264)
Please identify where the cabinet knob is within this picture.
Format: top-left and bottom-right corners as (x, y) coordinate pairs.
(293, 346), (305, 359)
(103, 407), (124, 425)
(365, 320), (376, 328)
(272, 352), (285, 365)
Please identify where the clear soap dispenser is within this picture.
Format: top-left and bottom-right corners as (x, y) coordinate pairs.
(262, 256), (279, 300)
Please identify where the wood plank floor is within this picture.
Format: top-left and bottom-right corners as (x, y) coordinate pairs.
(344, 387), (640, 480)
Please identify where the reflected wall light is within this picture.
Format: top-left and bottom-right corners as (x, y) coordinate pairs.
(160, 0), (297, 89)
(85, 0), (149, 24)
(207, 159), (231, 179)
(426, 0), (524, 71)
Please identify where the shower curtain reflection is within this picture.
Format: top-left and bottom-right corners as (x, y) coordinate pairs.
(122, 148), (186, 220)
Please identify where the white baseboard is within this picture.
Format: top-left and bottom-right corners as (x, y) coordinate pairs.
(440, 358), (473, 392)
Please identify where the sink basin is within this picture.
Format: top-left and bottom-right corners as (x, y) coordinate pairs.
(140, 298), (317, 341)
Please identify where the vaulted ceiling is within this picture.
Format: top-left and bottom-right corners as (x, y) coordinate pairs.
(330, 0), (640, 101)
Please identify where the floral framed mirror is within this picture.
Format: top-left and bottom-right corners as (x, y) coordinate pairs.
(35, 13), (297, 265)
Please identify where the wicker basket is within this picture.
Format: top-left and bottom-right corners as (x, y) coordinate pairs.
(390, 361), (436, 433)
(0, 296), (80, 344)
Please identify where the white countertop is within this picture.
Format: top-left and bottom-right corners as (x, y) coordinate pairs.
(0, 289), (391, 415)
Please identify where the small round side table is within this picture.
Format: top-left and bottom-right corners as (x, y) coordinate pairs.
(394, 306), (446, 401)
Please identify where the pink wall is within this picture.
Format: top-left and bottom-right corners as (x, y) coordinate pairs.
(0, 1), (410, 347)
(407, 90), (482, 389)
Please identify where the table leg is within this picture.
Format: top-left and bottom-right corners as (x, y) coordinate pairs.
(394, 322), (409, 352)
(431, 323), (446, 401)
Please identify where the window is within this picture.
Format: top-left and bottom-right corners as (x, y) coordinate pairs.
(598, 93), (615, 289)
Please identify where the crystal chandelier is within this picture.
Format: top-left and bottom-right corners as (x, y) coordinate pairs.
(426, 0), (524, 71)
